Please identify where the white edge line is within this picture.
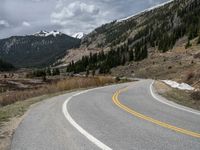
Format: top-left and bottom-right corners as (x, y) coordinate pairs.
(150, 80), (200, 116)
(62, 87), (112, 150)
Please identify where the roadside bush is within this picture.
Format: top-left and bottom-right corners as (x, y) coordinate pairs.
(115, 77), (120, 82)
(194, 52), (200, 59)
(168, 66), (172, 69)
(191, 91), (200, 101)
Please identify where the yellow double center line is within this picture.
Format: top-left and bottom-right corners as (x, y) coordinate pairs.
(112, 87), (200, 138)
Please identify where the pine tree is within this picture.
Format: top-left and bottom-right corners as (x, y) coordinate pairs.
(121, 55), (126, 65)
(92, 69), (95, 76)
(135, 44), (141, 61)
(0, 59), (15, 71)
(185, 39), (192, 49)
(52, 68), (60, 76)
(188, 25), (198, 40)
(198, 36), (200, 44)
(46, 68), (51, 76)
(129, 50), (134, 61)
(86, 69), (89, 77)
(33, 69), (46, 77)
(142, 45), (148, 59)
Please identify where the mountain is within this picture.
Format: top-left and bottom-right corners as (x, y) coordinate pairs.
(0, 31), (81, 68)
(81, 0), (199, 50)
(0, 59), (15, 71)
(117, 0), (174, 22)
(72, 32), (86, 39)
(65, 0), (200, 84)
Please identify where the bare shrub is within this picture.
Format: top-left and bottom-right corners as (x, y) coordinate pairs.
(191, 91), (200, 101)
(168, 66), (172, 69)
(186, 71), (195, 81)
(193, 52), (200, 59)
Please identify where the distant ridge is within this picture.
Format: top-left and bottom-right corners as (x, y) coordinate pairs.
(0, 31), (81, 67)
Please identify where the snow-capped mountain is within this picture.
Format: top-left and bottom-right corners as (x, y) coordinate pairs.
(72, 32), (86, 39)
(34, 30), (63, 37)
(117, 0), (174, 22)
(0, 32), (81, 67)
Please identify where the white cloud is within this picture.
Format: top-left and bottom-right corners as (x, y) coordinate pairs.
(50, 1), (108, 35)
(22, 21), (31, 27)
(51, 1), (100, 22)
(0, 20), (10, 28)
(32, 0), (42, 2)
(0, 0), (169, 38)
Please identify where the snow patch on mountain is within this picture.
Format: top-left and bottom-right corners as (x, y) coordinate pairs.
(72, 32), (85, 39)
(34, 30), (63, 37)
(117, 0), (174, 22)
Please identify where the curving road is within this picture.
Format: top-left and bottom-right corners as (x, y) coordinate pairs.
(11, 80), (200, 150)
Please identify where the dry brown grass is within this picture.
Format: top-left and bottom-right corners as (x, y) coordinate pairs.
(0, 76), (115, 107)
(0, 76), (116, 150)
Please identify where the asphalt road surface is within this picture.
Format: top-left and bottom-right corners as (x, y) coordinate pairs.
(11, 80), (200, 150)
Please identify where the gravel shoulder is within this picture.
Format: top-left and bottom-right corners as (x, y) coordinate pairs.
(154, 80), (200, 111)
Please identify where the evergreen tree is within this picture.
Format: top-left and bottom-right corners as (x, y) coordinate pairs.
(121, 55), (126, 65)
(46, 68), (51, 76)
(188, 25), (198, 40)
(142, 45), (148, 59)
(135, 44), (141, 61)
(52, 68), (60, 76)
(129, 49), (134, 61)
(92, 69), (95, 76)
(86, 69), (89, 77)
(66, 42), (148, 74)
(185, 39), (192, 49)
(33, 69), (46, 77)
(0, 59), (15, 71)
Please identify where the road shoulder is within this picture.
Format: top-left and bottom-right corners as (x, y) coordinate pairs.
(0, 90), (76, 150)
(153, 80), (200, 111)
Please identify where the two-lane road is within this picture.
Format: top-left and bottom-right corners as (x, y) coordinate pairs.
(11, 80), (200, 150)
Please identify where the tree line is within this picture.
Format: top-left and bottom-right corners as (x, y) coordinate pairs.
(0, 59), (15, 71)
(67, 0), (200, 74)
(67, 43), (147, 74)
(27, 68), (60, 78)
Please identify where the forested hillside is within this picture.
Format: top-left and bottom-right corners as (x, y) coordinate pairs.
(0, 59), (14, 71)
(67, 0), (200, 74)
(0, 33), (81, 68)
(82, 0), (200, 51)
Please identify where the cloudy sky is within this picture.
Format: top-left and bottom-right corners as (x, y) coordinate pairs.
(0, 0), (169, 39)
